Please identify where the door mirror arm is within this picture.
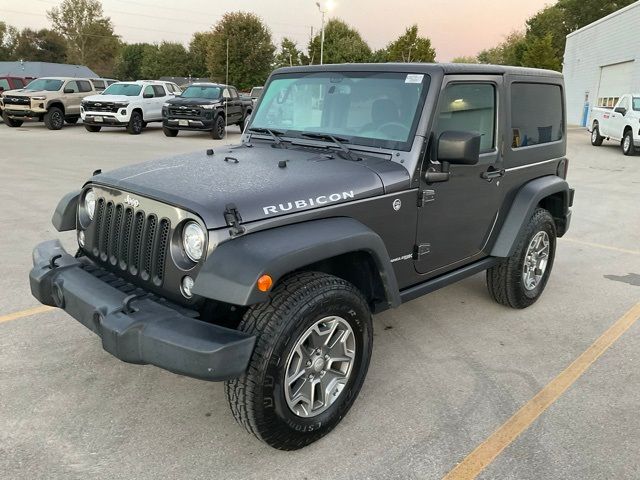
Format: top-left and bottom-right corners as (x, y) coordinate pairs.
(425, 162), (450, 183)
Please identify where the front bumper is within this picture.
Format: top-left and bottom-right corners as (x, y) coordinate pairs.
(29, 240), (255, 381)
(4, 106), (46, 119)
(163, 117), (215, 131)
(82, 112), (129, 126)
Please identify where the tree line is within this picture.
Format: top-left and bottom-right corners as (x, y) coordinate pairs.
(0, 0), (634, 89)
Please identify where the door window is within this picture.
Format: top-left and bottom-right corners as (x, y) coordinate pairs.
(618, 96), (629, 112)
(222, 88), (231, 99)
(511, 83), (563, 148)
(152, 85), (166, 97)
(65, 81), (79, 93)
(435, 83), (496, 153)
(143, 85), (154, 97)
(0, 79), (9, 90)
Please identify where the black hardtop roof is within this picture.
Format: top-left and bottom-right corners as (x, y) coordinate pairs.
(187, 82), (228, 88)
(274, 63), (563, 78)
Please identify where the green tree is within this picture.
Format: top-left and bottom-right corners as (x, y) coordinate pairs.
(0, 22), (18, 60)
(557, 0), (636, 31)
(113, 43), (150, 80)
(189, 32), (212, 78)
(13, 29), (67, 63)
(522, 33), (562, 71)
(275, 37), (303, 68)
(526, 6), (568, 58)
(451, 56), (479, 64)
(206, 12), (275, 90)
(140, 42), (189, 79)
(477, 31), (526, 66)
(47, 0), (120, 75)
(379, 25), (436, 63)
(307, 19), (371, 64)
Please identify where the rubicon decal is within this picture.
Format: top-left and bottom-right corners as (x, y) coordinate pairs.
(263, 191), (355, 215)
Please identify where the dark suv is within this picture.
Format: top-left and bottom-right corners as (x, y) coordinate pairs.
(30, 63), (573, 450)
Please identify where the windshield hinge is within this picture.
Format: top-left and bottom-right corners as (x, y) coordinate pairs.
(418, 189), (435, 207)
(224, 203), (245, 237)
(413, 243), (431, 259)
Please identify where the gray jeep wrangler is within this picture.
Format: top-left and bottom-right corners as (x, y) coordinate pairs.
(29, 63), (574, 450)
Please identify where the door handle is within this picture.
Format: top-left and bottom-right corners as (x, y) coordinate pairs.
(481, 167), (505, 181)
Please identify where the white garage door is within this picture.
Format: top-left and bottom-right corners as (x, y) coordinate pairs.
(597, 61), (634, 107)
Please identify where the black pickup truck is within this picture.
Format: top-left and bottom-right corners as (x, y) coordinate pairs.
(30, 63), (573, 450)
(162, 83), (253, 139)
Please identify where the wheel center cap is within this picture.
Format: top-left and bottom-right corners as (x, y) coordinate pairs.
(311, 356), (326, 373)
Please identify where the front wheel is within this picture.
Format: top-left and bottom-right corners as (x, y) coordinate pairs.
(2, 112), (23, 127)
(44, 107), (64, 130)
(622, 130), (636, 156)
(591, 123), (603, 146)
(126, 111), (144, 135)
(211, 115), (225, 139)
(225, 272), (373, 450)
(487, 208), (556, 309)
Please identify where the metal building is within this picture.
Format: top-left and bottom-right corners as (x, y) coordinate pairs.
(563, 1), (640, 126)
(0, 61), (97, 79)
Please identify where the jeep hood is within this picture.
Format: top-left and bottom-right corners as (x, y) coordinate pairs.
(91, 143), (410, 228)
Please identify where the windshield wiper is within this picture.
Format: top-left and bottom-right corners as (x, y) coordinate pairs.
(247, 127), (285, 146)
(300, 132), (357, 160)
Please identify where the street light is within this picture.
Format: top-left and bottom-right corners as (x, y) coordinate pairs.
(316, 1), (336, 65)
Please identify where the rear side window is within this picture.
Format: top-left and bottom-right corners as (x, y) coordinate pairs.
(511, 83), (563, 148)
(230, 87), (239, 99)
(78, 80), (93, 92)
(152, 85), (166, 97)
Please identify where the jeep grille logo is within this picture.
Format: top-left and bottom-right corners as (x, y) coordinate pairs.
(124, 194), (140, 208)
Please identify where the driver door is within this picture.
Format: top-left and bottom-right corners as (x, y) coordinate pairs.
(414, 76), (505, 275)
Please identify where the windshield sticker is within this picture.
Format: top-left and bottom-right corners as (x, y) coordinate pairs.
(405, 74), (424, 84)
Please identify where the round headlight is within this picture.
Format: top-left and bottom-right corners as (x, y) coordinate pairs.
(84, 188), (96, 220)
(182, 221), (206, 262)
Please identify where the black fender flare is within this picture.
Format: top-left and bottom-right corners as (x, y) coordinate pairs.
(491, 176), (570, 258)
(51, 190), (80, 232)
(192, 217), (401, 308)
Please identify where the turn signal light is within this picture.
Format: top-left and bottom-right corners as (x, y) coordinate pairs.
(257, 274), (273, 292)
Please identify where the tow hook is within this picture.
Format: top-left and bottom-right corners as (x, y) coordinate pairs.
(48, 254), (62, 269)
(122, 294), (142, 314)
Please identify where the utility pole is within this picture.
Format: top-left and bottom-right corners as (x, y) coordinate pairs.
(315, 1), (335, 65)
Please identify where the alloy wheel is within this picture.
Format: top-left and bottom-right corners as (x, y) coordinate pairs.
(522, 231), (550, 291)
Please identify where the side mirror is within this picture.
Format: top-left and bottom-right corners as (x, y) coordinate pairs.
(437, 131), (481, 165)
(64, 88), (74, 94)
(143, 92), (153, 99)
(614, 106), (626, 116)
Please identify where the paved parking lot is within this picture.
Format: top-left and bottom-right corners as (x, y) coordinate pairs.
(1, 123), (639, 479)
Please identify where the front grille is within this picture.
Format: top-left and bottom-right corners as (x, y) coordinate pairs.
(84, 101), (118, 113)
(168, 106), (201, 117)
(3, 95), (30, 105)
(90, 198), (170, 286)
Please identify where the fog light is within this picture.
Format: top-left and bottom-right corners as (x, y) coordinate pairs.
(78, 230), (85, 247)
(181, 275), (195, 298)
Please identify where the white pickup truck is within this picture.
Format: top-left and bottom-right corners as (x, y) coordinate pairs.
(589, 94), (640, 155)
(81, 80), (181, 135)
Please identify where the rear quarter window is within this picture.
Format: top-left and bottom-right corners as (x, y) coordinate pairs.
(511, 83), (563, 148)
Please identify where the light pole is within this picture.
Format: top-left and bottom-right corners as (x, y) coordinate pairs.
(316, 1), (335, 65)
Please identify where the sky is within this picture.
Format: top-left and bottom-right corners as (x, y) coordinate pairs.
(1, 0), (556, 61)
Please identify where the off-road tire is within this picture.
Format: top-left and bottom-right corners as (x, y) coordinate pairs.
(65, 116), (79, 124)
(163, 126), (178, 137)
(590, 122), (603, 146)
(487, 208), (556, 309)
(126, 111), (144, 135)
(622, 129), (636, 156)
(2, 112), (23, 127)
(225, 272), (373, 450)
(44, 106), (64, 130)
(211, 115), (225, 139)
(84, 124), (102, 132)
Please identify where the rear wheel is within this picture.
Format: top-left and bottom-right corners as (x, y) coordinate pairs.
(163, 126), (178, 137)
(84, 124), (101, 132)
(487, 208), (556, 309)
(2, 112), (23, 127)
(44, 106), (64, 130)
(622, 129), (636, 156)
(225, 272), (373, 450)
(590, 122), (603, 146)
(211, 115), (225, 139)
(126, 111), (144, 135)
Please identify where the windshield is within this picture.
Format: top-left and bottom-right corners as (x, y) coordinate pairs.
(102, 83), (142, 96)
(24, 78), (63, 91)
(633, 97), (640, 111)
(181, 85), (221, 99)
(250, 87), (263, 98)
(249, 71), (429, 150)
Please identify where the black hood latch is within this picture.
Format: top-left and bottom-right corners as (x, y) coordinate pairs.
(224, 203), (245, 237)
